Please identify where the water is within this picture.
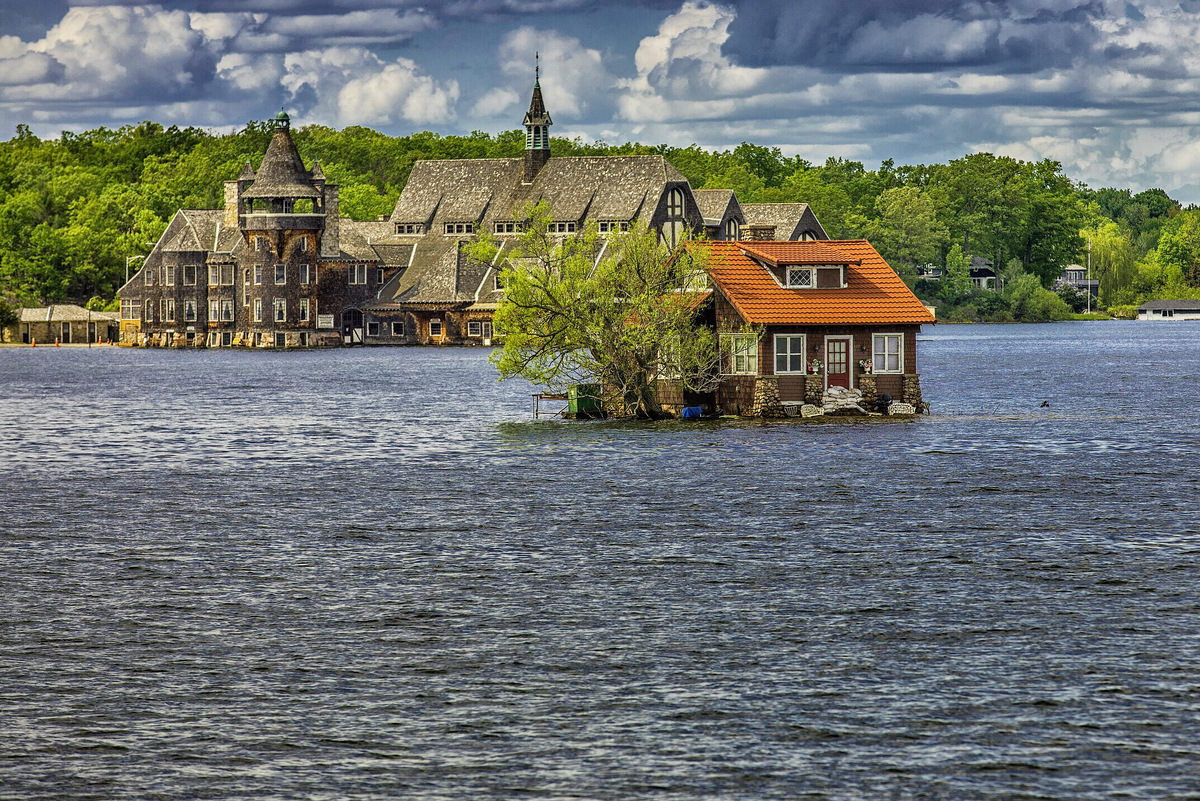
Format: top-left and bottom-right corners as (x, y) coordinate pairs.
(1, 322), (1198, 800)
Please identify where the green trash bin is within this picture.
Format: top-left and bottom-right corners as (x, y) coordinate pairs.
(567, 384), (602, 415)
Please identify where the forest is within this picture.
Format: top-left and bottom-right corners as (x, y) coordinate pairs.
(2, 119), (1199, 325)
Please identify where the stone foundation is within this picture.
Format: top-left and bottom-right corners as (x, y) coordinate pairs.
(750, 375), (786, 417)
(903, 374), (927, 413)
(804, 375), (824, 406)
(858, 374), (878, 412)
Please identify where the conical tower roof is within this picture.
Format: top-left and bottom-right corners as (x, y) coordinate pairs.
(523, 79), (552, 127)
(242, 121), (320, 199)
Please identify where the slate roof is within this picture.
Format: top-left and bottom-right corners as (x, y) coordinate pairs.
(701, 240), (935, 326)
(242, 128), (320, 199)
(740, 203), (827, 240)
(692, 189), (739, 226)
(390, 156), (687, 226)
(1138, 299), (1200, 311)
(20, 304), (118, 323)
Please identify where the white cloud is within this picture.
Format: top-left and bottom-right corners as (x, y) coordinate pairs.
(471, 87), (520, 118)
(498, 26), (610, 118)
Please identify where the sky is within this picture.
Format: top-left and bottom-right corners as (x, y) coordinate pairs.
(3, 0), (1200, 203)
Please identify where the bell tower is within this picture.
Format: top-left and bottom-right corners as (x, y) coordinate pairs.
(523, 55), (552, 183)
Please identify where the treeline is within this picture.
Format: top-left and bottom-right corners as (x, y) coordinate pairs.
(2, 120), (1198, 317)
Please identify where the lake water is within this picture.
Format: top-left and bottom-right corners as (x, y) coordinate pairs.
(1, 322), (1198, 800)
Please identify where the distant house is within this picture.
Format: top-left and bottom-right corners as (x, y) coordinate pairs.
(1137, 299), (1200, 320)
(685, 240), (935, 415)
(692, 189), (745, 241)
(18, 305), (118, 344)
(1055, 264), (1099, 298)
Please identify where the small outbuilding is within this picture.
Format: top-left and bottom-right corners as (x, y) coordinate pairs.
(18, 305), (119, 344)
(1137, 299), (1200, 320)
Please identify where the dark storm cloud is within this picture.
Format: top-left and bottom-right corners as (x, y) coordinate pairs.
(721, 0), (1108, 73)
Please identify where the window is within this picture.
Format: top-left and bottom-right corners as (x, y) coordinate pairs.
(166, 298), (175, 321)
(349, 263), (367, 285)
(429, 319), (443, 338)
(209, 300), (220, 321)
(299, 263), (310, 285)
(254, 298), (263, 322)
(724, 333), (758, 375)
(873, 334), (903, 374)
(244, 268), (250, 286)
(299, 237), (308, 253)
(444, 222), (474, 235)
(255, 236), (269, 252)
(121, 299), (139, 320)
(221, 300), (233, 322)
(254, 265), (263, 285)
(726, 219), (740, 240)
(550, 222), (576, 234)
(144, 299), (153, 321)
(273, 264), (285, 285)
(367, 321), (380, 337)
(494, 271), (505, 291)
(392, 321), (405, 336)
(274, 333), (286, 348)
(298, 332), (308, 347)
(396, 223), (423, 235)
(274, 298), (286, 323)
(144, 267), (153, 287)
(786, 267), (814, 288)
(163, 266), (175, 286)
(378, 268), (385, 285)
(467, 321), (482, 337)
(221, 331), (232, 347)
(298, 299), (309, 322)
(495, 221), (520, 234)
(774, 334), (807, 374)
(183, 265), (196, 286)
(666, 188), (685, 217)
(184, 300), (196, 322)
(482, 321), (492, 338)
(209, 265), (220, 286)
(220, 264), (234, 286)
(597, 220), (630, 234)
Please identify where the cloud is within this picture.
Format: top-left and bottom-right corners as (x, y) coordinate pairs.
(497, 26), (611, 119)
(471, 87), (520, 118)
(282, 48), (460, 127)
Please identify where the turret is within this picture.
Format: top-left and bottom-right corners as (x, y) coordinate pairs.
(522, 60), (552, 183)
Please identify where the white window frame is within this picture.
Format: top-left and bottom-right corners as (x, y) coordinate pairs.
(209, 300), (220, 321)
(144, 299), (153, 320)
(873, 333), (904, 374)
(275, 264), (286, 285)
(144, 267), (153, 287)
(367, 321), (380, 337)
(391, 321), (405, 336)
(666, 188), (685, 218)
(722, 333), (758, 375)
(221, 300), (233, 322)
(163, 266), (175, 286)
(298, 298), (309, 322)
(166, 298), (175, 322)
(429, 319), (443, 338)
(467, 321), (482, 337)
(220, 264), (234, 286)
(482, 321), (492, 338)
(774, 333), (807, 375)
(184, 300), (196, 322)
(349, 263), (367, 285)
(274, 298), (286, 323)
(785, 266), (814, 288)
(253, 298), (263, 323)
(254, 265), (262, 285)
(209, 265), (220, 286)
(183, 265), (196, 286)
(299, 263), (310, 285)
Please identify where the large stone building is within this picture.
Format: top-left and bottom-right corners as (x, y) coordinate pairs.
(119, 76), (826, 348)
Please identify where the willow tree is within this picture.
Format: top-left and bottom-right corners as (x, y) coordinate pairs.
(468, 203), (723, 419)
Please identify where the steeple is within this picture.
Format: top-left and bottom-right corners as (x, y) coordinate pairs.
(523, 54), (552, 182)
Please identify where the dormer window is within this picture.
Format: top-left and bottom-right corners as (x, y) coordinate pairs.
(783, 265), (846, 289)
(786, 267), (814, 288)
(495, 221), (522, 235)
(396, 223), (423, 235)
(598, 220), (630, 234)
(667, 188), (685, 218)
(444, 222), (474, 235)
(550, 222), (576, 234)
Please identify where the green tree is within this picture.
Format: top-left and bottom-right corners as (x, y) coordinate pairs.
(1083, 222), (1137, 306)
(1153, 208), (1200, 286)
(1004, 273), (1072, 321)
(940, 244), (972, 301)
(0, 298), (17, 341)
(469, 203), (725, 419)
(865, 186), (945, 279)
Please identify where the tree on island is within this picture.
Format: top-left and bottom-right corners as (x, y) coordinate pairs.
(468, 203), (729, 420)
(0, 299), (16, 342)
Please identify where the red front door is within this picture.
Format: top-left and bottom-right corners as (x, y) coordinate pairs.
(826, 337), (851, 389)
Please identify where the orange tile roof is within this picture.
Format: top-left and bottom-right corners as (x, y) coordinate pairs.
(698, 240), (936, 326)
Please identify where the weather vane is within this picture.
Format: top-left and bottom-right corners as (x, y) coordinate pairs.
(536, 51), (539, 81)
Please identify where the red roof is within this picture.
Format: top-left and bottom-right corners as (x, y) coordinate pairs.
(698, 240), (936, 326)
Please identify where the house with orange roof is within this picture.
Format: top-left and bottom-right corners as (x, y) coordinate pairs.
(695, 239), (935, 415)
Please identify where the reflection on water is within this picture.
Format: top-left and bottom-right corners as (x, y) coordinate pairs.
(2, 322), (1199, 799)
